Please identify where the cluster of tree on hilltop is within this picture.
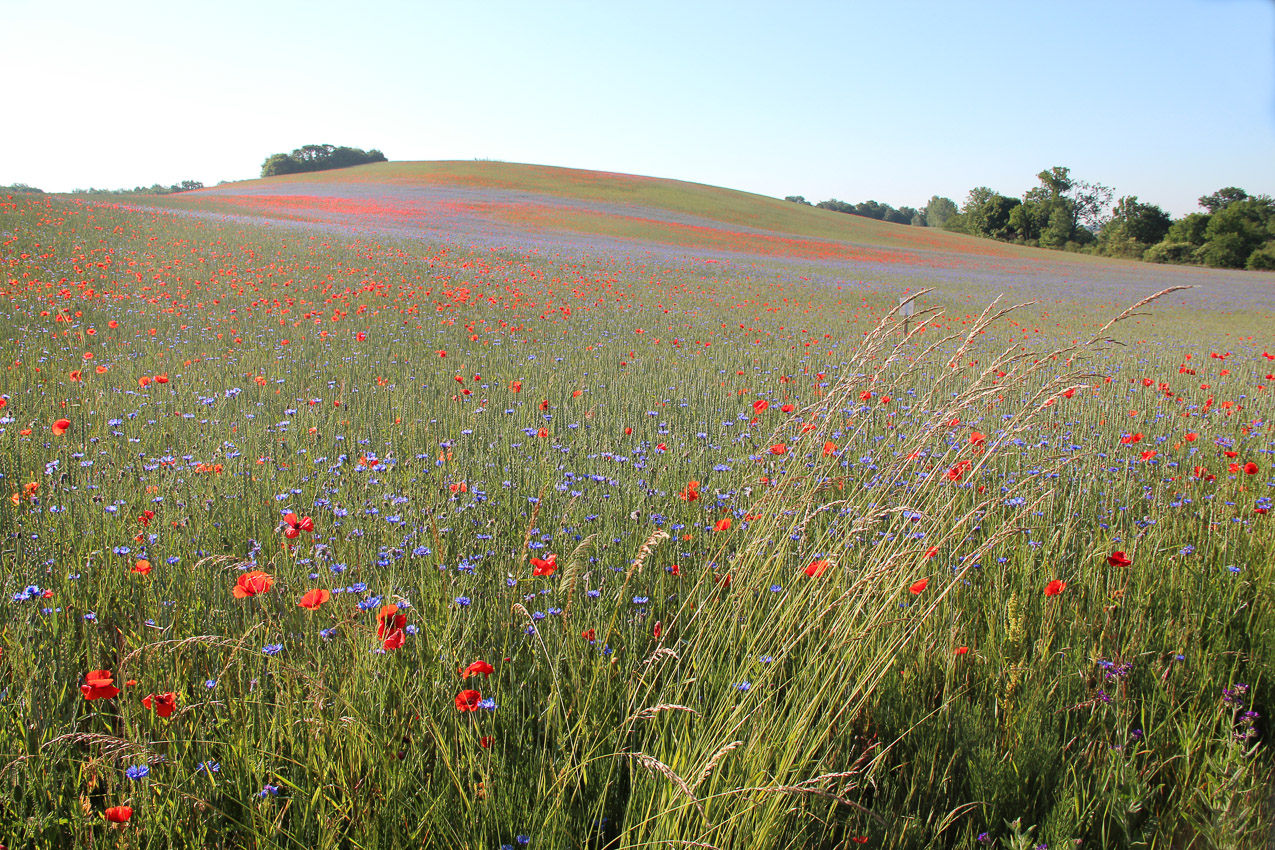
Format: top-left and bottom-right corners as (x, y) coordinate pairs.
(260, 145), (387, 178)
(789, 167), (1274, 271)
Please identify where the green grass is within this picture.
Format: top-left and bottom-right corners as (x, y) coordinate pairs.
(0, 191), (1271, 849)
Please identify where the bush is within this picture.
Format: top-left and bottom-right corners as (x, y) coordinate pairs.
(1245, 242), (1275, 271)
(1143, 241), (1197, 265)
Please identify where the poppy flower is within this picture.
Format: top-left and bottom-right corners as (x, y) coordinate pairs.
(909, 578), (929, 594)
(752, 399), (769, 413)
(104, 805), (133, 824)
(154, 374), (168, 384)
(769, 443), (787, 455)
(1244, 462), (1259, 475)
(955, 646), (969, 656)
(822, 441), (837, 456)
(51, 418), (71, 436)
(677, 481), (700, 501)
(382, 628), (405, 651)
(1044, 579), (1067, 597)
(297, 588), (331, 610)
(455, 689), (482, 712)
(780, 403), (794, 413)
(281, 513), (314, 539)
(509, 380), (522, 392)
(376, 604), (407, 639)
(142, 691), (177, 718)
(714, 518), (732, 532)
(233, 570), (275, 598)
(463, 660), (495, 678)
(131, 559), (152, 575)
(536, 426), (549, 438)
(479, 735), (493, 748)
(581, 628), (596, 643)
(531, 553), (558, 576)
(653, 621), (663, 639)
(138, 376), (151, 388)
(81, 669), (121, 700)
(805, 559), (831, 578)
(970, 431), (986, 446)
(1107, 551), (1132, 568)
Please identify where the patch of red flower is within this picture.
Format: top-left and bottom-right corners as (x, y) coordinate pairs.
(81, 669), (120, 700)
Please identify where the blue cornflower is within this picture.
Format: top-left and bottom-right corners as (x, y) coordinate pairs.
(734, 682), (751, 692)
(125, 765), (150, 780)
(262, 643), (283, 656)
(196, 761), (220, 775)
(259, 784), (281, 798)
(455, 596), (471, 607)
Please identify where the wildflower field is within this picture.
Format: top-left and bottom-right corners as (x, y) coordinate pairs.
(1, 163), (1273, 849)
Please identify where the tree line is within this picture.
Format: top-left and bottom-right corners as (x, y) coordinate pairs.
(2, 181), (204, 196)
(260, 144), (387, 177)
(788, 167), (1274, 271)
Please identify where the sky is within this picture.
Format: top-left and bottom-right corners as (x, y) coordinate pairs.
(2, 0), (1273, 217)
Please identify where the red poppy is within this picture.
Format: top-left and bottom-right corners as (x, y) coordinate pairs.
(822, 440), (837, 456)
(1107, 551), (1132, 568)
(537, 426), (549, 438)
(455, 689), (482, 712)
(81, 669), (121, 701)
(138, 376), (151, 388)
(752, 399), (769, 413)
(909, 578), (929, 594)
(769, 443), (787, 455)
(509, 380), (522, 392)
(282, 513), (314, 539)
(805, 559), (831, 578)
(142, 691), (177, 718)
(581, 628), (596, 643)
(382, 628), (405, 651)
(780, 403), (794, 413)
(970, 431), (986, 446)
(376, 604), (407, 639)
(51, 418), (71, 436)
(955, 646), (969, 656)
(1140, 450), (1157, 462)
(297, 588), (331, 610)
(463, 660), (495, 678)
(678, 481), (700, 501)
(653, 621), (663, 639)
(531, 553), (558, 576)
(104, 805), (133, 824)
(714, 517), (732, 532)
(539, 399), (549, 411)
(1044, 579), (1067, 597)
(132, 559), (152, 575)
(233, 570), (274, 598)
(479, 735), (494, 748)
(1184, 431), (1198, 442)
(154, 373), (168, 384)
(1244, 462), (1259, 475)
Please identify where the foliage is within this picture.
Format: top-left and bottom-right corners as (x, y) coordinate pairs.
(783, 195), (812, 205)
(0, 183), (44, 194)
(68, 181), (204, 197)
(260, 144), (388, 177)
(923, 195), (958, 229)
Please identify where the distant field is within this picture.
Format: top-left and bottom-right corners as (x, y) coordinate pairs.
(1, 166), (1272, 849)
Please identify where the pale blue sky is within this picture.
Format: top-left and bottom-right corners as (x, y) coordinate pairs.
(3, 0), (1272, 216)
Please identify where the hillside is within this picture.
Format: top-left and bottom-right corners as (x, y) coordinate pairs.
(138, 160), (1272, 312)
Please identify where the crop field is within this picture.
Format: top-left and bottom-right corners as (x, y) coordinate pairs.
(1, 163), (1273, 849)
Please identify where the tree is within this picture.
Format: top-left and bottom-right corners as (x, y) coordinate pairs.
(260, 145), (388, 178)
(956, 187), (1021, 240)
(1098, 196), (1172, 258)
(923, 196), (957, 229)
(784, 195), (812, 205)
(1197, 196), (1273, 268)
(1198, 187), (1248, 214)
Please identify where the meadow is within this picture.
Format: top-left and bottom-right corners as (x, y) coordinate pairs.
(1, 163), (1273, 849)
